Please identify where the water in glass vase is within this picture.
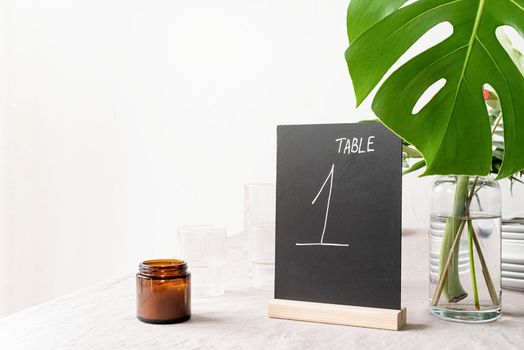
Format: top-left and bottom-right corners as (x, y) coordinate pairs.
(429, 212), (501, 323)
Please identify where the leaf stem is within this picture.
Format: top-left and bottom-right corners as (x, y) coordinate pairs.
(467, 219), (480, 310)
(432, 220), (466, 305)
(491, 113), (503, 135)
(432, 177), (478, 306)
(439, 177), (469, 302)
(471, 227), (500, 306)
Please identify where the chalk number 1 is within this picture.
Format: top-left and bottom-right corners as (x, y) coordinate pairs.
(296, 164), (349, 247)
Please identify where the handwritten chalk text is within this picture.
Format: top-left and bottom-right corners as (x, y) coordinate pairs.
(335, 136), (375, 155)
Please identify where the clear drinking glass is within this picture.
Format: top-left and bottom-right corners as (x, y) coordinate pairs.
(177, 225), (226, 297)
(244, 184), (276, 290)
(244, 184), (276, 227)
(247, 224), (275, 289)
(429, 176), (501, 322)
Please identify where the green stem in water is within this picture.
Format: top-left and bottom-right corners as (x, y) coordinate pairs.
(467, 219), (480, 310)
(439, 176), (469, 302)
(471, 227), (500, 306)
(432, 216), (467, 306)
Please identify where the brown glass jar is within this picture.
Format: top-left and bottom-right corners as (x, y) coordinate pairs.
(136, 259), (191, 324)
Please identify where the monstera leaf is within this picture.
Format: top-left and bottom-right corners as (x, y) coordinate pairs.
(345, 0), (524, 178)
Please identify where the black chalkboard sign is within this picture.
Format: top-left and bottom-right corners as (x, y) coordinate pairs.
(275, 122), (402, 310)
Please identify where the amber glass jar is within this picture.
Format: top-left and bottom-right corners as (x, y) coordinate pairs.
(136, 259), (191, 324)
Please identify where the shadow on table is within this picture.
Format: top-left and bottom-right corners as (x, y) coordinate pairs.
(188, 315), (228, 324)
(500, 310), (524, 318)
(402, 228), (424, 236)
(403, 323), (428, 331)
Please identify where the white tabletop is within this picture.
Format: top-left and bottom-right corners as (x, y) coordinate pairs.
(1, 231), (523, 349)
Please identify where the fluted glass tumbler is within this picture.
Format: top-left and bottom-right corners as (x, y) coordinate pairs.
(245, 183), (276, 227)
(177, 225), (226, 297)
(245, 184), (276, 290)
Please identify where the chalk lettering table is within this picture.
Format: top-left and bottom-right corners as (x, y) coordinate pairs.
(1, 231), (523, 349)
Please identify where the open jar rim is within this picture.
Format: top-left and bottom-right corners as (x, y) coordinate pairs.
(139, 259), (188, 278)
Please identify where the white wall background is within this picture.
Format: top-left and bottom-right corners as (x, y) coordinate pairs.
(0, 0), (522, 316)
(0, 0), (9, 317)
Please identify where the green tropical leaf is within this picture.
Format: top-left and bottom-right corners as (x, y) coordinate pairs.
(403, 159), (427, 175)
(346, 0), (524, 179)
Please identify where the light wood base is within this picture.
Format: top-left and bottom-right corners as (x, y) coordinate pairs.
(268, 299), (406, 331)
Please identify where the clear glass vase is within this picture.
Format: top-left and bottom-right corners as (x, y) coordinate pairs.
(429, 176), (501, 322)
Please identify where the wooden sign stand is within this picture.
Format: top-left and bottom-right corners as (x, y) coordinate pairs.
(268, 299), (406, 331)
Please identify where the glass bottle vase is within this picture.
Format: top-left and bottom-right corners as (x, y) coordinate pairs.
(429, 176), (501, 322)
